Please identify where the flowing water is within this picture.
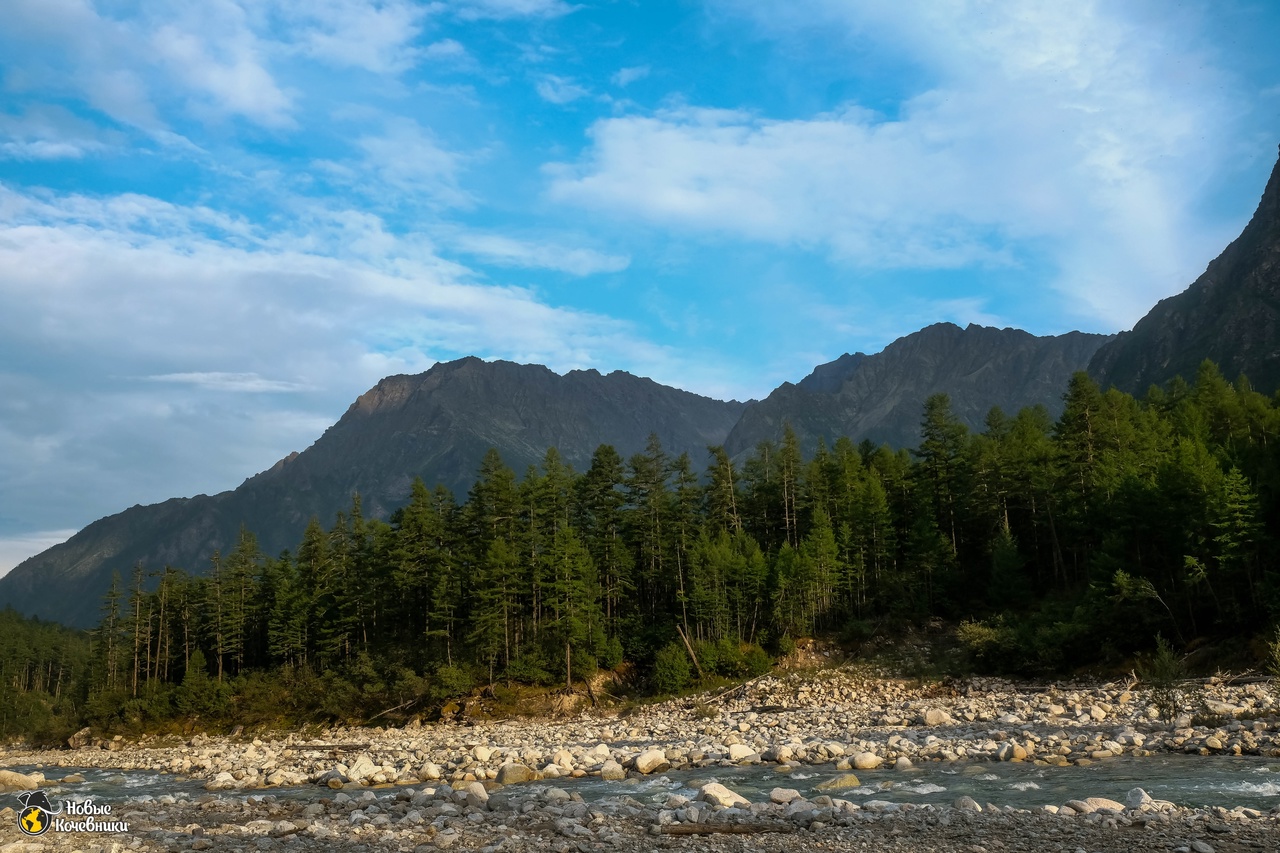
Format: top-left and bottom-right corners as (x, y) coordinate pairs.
(11, 755), (1280, 812)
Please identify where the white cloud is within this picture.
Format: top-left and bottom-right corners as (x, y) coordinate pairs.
(453, 0), (575, 21)
(279, 0), (429, 74)
(151, 18), (293, 128)
(550, 1), (1249, 328)
(0, 106), (117, 161)
(451, 231), (630, 275)
(536, 74), (590, 104)
(2, 0), (295, 129)
(311, 118), (473, 209)
(423, 39), (469, 61)
(145, 372), (310, 392)
(612, 65), (650, 87)
(0, 184), (731, 540)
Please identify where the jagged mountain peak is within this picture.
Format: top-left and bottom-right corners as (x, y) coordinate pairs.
(725, 323), (1112, 456)
(1090, 145), (1280, 394)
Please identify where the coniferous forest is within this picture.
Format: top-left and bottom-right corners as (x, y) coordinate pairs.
(4, 364), (1280, 739)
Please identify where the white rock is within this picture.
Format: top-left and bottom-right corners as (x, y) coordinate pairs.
(698, 782), (750, 808)
(635, 749), (671, 774)
(923, 708), (952, 726)
(728, 743), (756, 762)
(346, 754), (377, 784)
(852, 751), (882, 770)
(1125, 788), (1153, 809)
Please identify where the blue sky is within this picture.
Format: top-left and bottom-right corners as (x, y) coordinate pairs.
(2, 0), (1279, 574)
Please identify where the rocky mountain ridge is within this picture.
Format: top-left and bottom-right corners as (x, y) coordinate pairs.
(1089, 145), (1280, 394)
(725, 323), (1112, 457)
(6, 144), (1280, 628)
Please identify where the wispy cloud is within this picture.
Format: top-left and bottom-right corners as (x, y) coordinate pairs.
(0, 183), (728, 538)
(453, 0), (576, 22)
(612, 65), (650, 87)
(451, 231), (630, 275)
(145, 372), (310, 393)
(536, 74), (590, 104)
(550, 1), (1248, 326)
(280, 0), (429, 74)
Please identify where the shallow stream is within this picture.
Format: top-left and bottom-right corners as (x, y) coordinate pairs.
(12, 755), (1280, 812)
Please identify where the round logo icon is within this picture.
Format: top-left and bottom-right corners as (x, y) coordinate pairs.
(15, 791), (60, 836)
(18, 804), (50, 836)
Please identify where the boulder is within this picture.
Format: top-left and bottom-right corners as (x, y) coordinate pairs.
(1125, 787), (1153, 809)
(727, 743), (756, 762)
(635, 749), (671, 774)
(769, 787), (802, 805)
(346, 754), (377, 784)
(67, 727), (93, 749)
(1083, 797), (1124, 812)
(954, 796), (982, 812)
(600, 760), (626, 781)
(852, 752), (882, 770)
(0, 770), (38, 792)
(495, 763), (536, 785)
(698, 782), (749, 808)
(473, 746), (494, 763)
(463, 781), (489, 809)
(204, 771), (238, 791)
(923, 708), (952, 726)
(893, 756), (913, 771)
(814, 773), (861, 791)
(418, 762), (443, 781)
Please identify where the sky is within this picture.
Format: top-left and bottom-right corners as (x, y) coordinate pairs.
(2, 0), (1280, 576)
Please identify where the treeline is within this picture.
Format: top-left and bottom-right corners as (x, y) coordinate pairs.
(6, 362), (1280, 736)
(0, 609), (89, 738)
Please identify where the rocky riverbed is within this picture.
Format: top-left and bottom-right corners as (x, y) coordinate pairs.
(2, 668), (1279, 852)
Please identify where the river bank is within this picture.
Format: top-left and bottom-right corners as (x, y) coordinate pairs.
(2, 667), (1278, 851)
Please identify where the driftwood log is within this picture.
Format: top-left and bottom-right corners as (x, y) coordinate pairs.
(652, 823), (790, 836)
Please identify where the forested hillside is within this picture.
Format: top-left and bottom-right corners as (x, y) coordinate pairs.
(4, 363), (1279, 736)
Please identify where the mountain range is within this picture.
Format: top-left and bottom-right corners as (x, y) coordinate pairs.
(4, 145), (1279, 628)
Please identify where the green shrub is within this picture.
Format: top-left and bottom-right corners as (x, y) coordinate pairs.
(652, 643), (691, 694)
(503, 654), (555, 686)
(175, 651), (229, 719)
(742, 644), (773, 676)
(599, 635), (625, 670)
(570, 653), (598, 682)
(1139, 634), (1186, 722)
(431, 664), (475, 701)
(956, 618), (1018, 672)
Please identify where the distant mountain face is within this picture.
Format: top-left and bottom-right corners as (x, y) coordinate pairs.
(0, 358), (747, 627)
(1090, 146), (1280, 394)
(724, 323), (1113, 457)
(34, 158), (1280, 630)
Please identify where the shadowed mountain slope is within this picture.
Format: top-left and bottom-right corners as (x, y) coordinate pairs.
(0, 358), (746, 627)
(1090, 146), (1280, 394)
(724, 323), (1113, 457)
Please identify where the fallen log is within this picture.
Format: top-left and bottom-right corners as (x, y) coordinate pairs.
(651, 823), (790, 836)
